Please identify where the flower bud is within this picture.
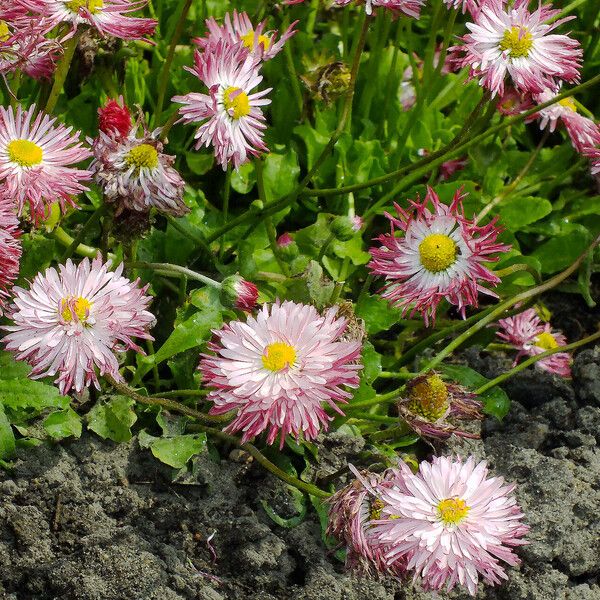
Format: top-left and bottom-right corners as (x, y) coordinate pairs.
(98, 97), (132, 138)
(331, 216), (356, 242)
(220, 275), (258, 312)
(276, 232), (299, 260)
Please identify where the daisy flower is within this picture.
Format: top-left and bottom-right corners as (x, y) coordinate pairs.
(18, 0), (156, 41)
(2, 256), (155, 395)
(398, 373), (483, 440)
(335, 0), (425, 18)
(530, 87), (600, 153)
(583, 147), (600, 176)
(0, 104), (92, 223)
(444, 0), (479, 16)
(0, 197), (21, 314)
(371, 456), (529, 596)
(496, 308), (571, 377)
(91, 120), (187, 216)
(173, 41), (271, 170)
(451, 0), (582, 97)
(194, 10), (297, 62)
(327, 466), (408, 577)
(368, 187), (510, 326)
(199, 301), (362, 447)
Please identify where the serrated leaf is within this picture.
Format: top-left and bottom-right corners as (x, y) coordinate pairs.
(497, 196), (552, 229)
(139, 430), (207, 468)
(43, 408), (82, 440)
(0, 376), (69, 422)
(87, 396), (137, 442)
(355, 294), (403, 335)
(361, 342), (382, 384)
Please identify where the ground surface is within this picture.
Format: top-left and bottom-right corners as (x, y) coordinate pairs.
(1, 346), (599, 600)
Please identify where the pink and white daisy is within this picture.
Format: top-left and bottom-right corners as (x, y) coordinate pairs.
(399, 373), (483, 440)
(583, 146), (600, 176)
(444, 0), (479, 16)
(173, 41), (271, 170)
(199, 301), (362, 447)
(496, 308), (571, 377)
(18, 0), (156, 41)
(451, 0), (582, 97)
(335, 0), (425, 18)
(0, 197), (21, 314)
(194, 10), (297, 62)
(371, 456), (529, 596)
(0, 104), (92, 223)
(0, 15), (62, 79)
(91, 121), (187, 216)
(2, 256), (155, 395)
(368, 187), (510, 326)
(530, 87), (600, 153)
(327, 466), (408, 577)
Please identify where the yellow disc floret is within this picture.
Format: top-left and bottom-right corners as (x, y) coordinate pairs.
(437, 497), (470, 526)
(407, 374), (450, 421)
(65, 0), (104, 14)
(499, 26), (533, 59)
(223, 86), (251, 120)
(241, 30), (271, 51)
(61, 296), (92, 323)
(535, 331), (559, 350)
(369, 498), (385, 521)
(262, 342), (296, 372)
(418, 233), (457, 273)
(0, 21), (11, 42)
(125, 144), (159, 170)
(8, 139), (44, 168)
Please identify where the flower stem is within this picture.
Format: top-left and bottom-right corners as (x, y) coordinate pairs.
(475, 330), (600, 395)
(128, 261), (221, 288)
(53, 226), (110, 260)
(150, 389), (208, 398)
(155, 0), (192, 123)
(46, 31), (82, 113)
(59, 205), (108, 262)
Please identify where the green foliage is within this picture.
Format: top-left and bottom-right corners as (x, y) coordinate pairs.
(87, 396), (138, 443)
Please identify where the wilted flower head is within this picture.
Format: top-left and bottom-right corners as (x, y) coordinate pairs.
(91, 119), (187, 216)
(0, 198), (21, 314)
(371, 456), (529, 596)
(496, 308), (571, 376)
(368, 186), (509, 326)
(451, 0), (582, 97)
(497, 87), (534, 116)
(173, 41), (271, 170)
(336, 0), (425, 18)
(0, 104), (92, 223)
(3, 257), (155, 395)
(194, 10), (297, 61)
(199, 301), (362, 447)
(399, 373), (483, 440)
(327, 466), (408, 577)
(530, 88), (600, 153)
(219, 274), (258, 312)
(301, 58), (351, 105)
(98, 96), (132, 138)
(19, 0), (157, 41)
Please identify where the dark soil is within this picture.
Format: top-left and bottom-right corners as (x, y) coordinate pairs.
(1, 349), (600, 600)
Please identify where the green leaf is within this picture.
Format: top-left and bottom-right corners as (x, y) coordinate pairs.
(139, 430), (207, 468)
(230, 161), (256, 194)
(355, 294), (403, 335)
(43, 408), (82, 440)
(0, 404), (16, 460)
(361, 342), (382, 384)
(87, 396), (137, 443)
(261, 147), (300, 202)
(438, 364), (510, 421)
(532, 229), (592, 274)
(185, 152), (214, 175)
(496, 196), (552, 230)
(0, 377), (69, 422)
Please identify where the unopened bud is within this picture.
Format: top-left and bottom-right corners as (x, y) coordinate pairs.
(220, 275), (259, 312)
(276, 232), (299, 259)
(331, 216), (356, 242)
(98, 96), (132, 138)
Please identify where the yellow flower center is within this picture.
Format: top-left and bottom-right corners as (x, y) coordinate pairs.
(369, 498), (385, 521)
(65, 0), (104, 14)
(418, 233), (457, 273)
(535, 331), (559, 350)
(223, 86), (251, 120)
(437, 498), (469, 526)
(407, 375), (450, 421)
(559, 97), (577, 112)
(7, 139), (43, 168)
(0, 21), (11, 42)
(125, 143), (159, 169)
(499, 26), (533, 59)
(262, 342), (296, 372)
(61, 296), (92, 323)
(240, 30), (271, 51)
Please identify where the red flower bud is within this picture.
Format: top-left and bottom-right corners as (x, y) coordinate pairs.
(98, 97), (132, 138)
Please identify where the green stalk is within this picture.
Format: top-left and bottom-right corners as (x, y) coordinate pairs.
(59, 205), (108, 262)
(46, 31), (82, 113)
(155, 0), (192, 123)
(53, 226), (113, 260)
(128, 261), (222, 288)
(475, 330), (600, 395)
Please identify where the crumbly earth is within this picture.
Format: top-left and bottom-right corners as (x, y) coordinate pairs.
(0, 349), (599, 600)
